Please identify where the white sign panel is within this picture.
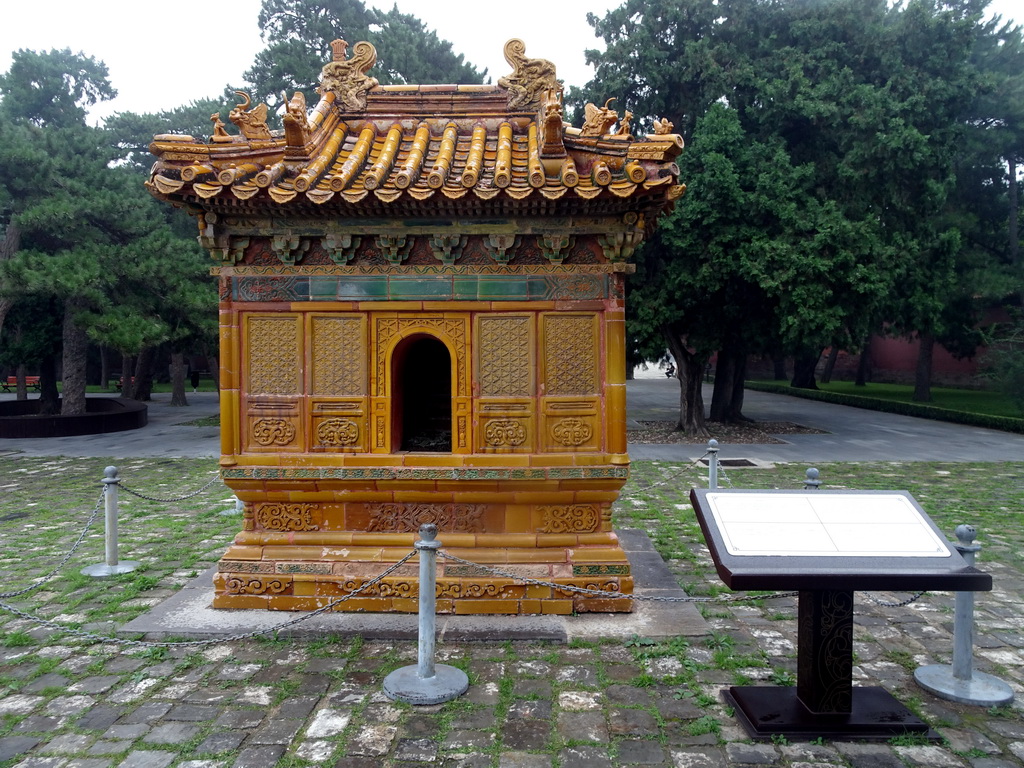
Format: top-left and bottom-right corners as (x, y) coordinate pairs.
(705, 493), (951, 558)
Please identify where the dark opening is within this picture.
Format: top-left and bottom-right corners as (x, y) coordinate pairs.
(394, 335), (452, 452)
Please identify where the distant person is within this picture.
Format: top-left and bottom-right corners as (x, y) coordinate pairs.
(190, 371), (201, 392)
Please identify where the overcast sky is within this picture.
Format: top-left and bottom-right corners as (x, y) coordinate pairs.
(0, 0), (1019, 124)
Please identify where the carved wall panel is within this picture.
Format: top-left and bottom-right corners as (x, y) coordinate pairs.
(483, 419), (527, 447)
(246, 315), (301, 395)
(541, 398), (600, 452)
(311, 401), (367, 452)
(542, 314), (598, 395)
(366, 503), (486, 532)
(475, 400), (533, 453)
(311, 315), (366, 396)
(539, 504), (600, 533)
(245, 399), (302, 452)
(478, 315), (532, 396)
(254, 503), (321, 532)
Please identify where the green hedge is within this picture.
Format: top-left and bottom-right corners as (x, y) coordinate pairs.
(745, 381), (1024, 435)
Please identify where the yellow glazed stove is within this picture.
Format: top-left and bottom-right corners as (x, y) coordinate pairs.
(148, 38), (685, 614)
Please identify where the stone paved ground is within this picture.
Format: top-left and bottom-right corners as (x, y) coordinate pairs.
(2, 456), (1023, 767)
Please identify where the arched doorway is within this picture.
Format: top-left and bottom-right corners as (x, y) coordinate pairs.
(392, 334), (452, 452)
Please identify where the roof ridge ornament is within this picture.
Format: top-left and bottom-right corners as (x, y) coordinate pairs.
(229, 91), (272, 140)
(581, 98), (622, 138)
(319, 39), (380, 111)
(498, 39), (562, 111)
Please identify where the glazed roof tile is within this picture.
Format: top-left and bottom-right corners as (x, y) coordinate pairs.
(147, 40), (685, 217)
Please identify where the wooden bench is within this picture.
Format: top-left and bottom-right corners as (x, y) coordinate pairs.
(2, 376), (41, 393)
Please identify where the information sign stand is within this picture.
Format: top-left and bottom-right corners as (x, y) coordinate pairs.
(689, 489), (992, 741)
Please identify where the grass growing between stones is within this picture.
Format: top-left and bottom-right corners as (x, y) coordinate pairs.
(619, 460), (1024, 574)
(1, 455), (1023, 766)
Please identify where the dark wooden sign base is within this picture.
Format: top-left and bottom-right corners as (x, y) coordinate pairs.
(689, 489), (992, 742)
(726, 685), (933, 741)
(726, 589), (935, 741)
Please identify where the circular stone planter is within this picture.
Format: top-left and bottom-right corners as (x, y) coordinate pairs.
(0, 397), (148, 438)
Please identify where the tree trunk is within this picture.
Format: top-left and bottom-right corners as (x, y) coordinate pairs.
(120, 354), (135, 399)
(709, 351), (733, 422)
(663, 326), (709, 438)
(773, 356), (787, 381)
(99, 346), (112, 391)
(208, 354), (220, 390)
(0, 222), (20, 341)
(38, 355), (59, 415)
(820, 347), (840, 384)
(13, 325), (27, 400)
(728, 354), (749, 422)
(855, 335), (872, 386)
(1010, 155), (1021, 309)
(132, 346), (156, 401)
(15, 362), (27, 401)
(60, 301), (89, 416)
(170, 351), (189, 407)
(913, 332), (934, 402)
(710, 347), (749, 423)
(791, 350), (822, 389)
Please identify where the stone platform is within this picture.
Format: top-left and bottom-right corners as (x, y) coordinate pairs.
(120, 529), (707, 642)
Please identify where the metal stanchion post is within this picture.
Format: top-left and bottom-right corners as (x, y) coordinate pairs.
(383, 524), (469, 705)
(82, 466), (139, 578)
(707, 439), (719, 490)
(914, 524), (1013, 705)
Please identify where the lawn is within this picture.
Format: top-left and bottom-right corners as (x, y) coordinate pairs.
(806, 381), (1022, 419)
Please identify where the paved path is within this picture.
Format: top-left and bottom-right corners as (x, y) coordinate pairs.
(628, 378), (1024, 462)
(0, 391), (221, 459)
(4, 381), (1023, 462)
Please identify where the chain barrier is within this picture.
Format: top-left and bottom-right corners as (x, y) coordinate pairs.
(624, 450), (711, 498)
(117, 472), (223, 504)
(0, 491), (105, 600)
(0, 457), (932, 652)
(438, 550), (799, 603)
(861, 591), (927, 608)
(0, 550), (418, 648)
(716, 461), (735, 488)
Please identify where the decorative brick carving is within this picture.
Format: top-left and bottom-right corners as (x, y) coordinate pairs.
(224, 577), (289, 595)
(554, 580), (620, 596)
(485, 234), (521, 264)
(550, 417), (592, 447)
(484, 419), (527, 447)
(376, 317), (467, 396)
(254, 502), (319, 532)
(538, 234), (575, 264)
(366, 503), (485, 532)
(429, 234), (468, 265)
(338, 579), (418, 598)
(323, 233), (362, 265)
(316, 418), (359, 446)
(252, 418), (296, 446)
(437, 582), (511, 598)
(219, 560), (275, 574)
(248, 317), (300, 394)
(312, 317), (365, 396)
(276, 562), (331, 574)
(544, 315), (596, 395)
(377, 234), (412, 265)
(271, 234), (310, 265)
(540, 504), (600, 533)
(479, 316), (531, 396)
